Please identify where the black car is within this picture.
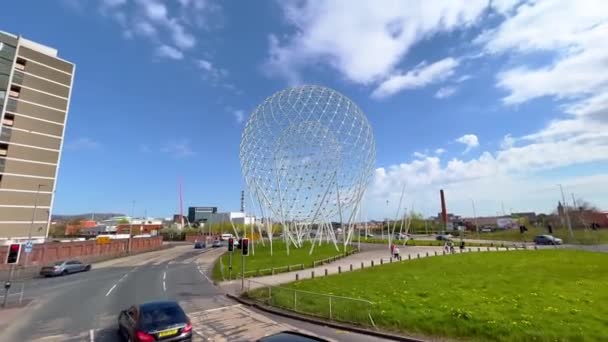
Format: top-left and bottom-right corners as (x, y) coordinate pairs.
(118, 300), (192, 341)
(258, 331), (329, 342)
(194, 241), (205, 249)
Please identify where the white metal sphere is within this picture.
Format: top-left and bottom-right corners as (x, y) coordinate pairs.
(240, 85), (375, 223)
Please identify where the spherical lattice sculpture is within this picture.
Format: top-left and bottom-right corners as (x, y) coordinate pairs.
(240, 85), (375, 224)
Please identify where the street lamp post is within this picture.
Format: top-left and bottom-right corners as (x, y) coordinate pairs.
(471, 198), (479, 240)
(128, 200), (135, 254)
(27, 184), (46, 263)
(559, 184), (574, 238)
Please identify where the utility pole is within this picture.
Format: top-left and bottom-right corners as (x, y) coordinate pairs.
(27, 184), (45, 253)
(471, 198), (479, 239)
(559, 184), (574, 237)
(128, 200), (135, 253)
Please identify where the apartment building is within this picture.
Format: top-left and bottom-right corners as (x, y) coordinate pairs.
(0, 31), (74, 239)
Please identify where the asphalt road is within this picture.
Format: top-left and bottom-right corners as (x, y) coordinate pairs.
(0, 245), (390, 341)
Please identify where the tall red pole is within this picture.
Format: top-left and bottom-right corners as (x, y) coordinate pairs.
(440, 189), (447, 231)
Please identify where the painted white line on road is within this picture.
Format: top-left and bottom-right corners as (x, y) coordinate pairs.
(197, 268), (213, 283)
(163, 280), (166, 292)
(163, 271), (166, 280)
(89, 329), (94, 342)
(192, 328), (206, 339)
(119, 274), (128, 282)
(105, 284), (117, 297)
(202, 304), (242, 313)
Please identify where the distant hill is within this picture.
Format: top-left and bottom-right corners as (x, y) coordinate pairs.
(52, 213), (125, 222)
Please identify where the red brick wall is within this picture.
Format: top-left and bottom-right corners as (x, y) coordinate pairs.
(186, 234), (206, 242)
(0, 236), (163, 269)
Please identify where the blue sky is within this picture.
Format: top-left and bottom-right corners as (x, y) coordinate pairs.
(2, 0), (607, 219)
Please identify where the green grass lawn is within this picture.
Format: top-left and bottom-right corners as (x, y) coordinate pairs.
(467, 227), (608, 244)
(212, 240), (355, 281)
(261, 250), (608, 341)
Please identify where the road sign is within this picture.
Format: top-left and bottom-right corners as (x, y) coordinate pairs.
(24, 241), (33, 254)
(96, 236), (111, 245)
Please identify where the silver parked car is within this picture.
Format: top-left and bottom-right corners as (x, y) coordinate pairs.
(533, 235), (563, 245)
(40, 260), (91, 277)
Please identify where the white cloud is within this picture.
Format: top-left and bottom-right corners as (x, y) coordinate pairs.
(196, 59), (213, 71)
(435, 86), (457, 99)
(134, 19), (157, 37)
(479, 0), (608, 106)
(366, 128), (608, 217)
(412, 151), (427, 159)
(372, 58), (459, 99)
(65, 137), (101, 151)
(138, 0), (168, 22)
(161, 140), (195, 158)
(168, 20), (196, 49)
(500, 134), (515, 149)
(455, 74), (472, 83)
(156, 45), (184, 60)
(456, 134), (479, 152)
(266, 1), (494, 86)
(233, 110), (245, 124)
(435, 148), (446, 155)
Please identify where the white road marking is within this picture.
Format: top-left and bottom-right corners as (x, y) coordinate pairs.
(163, 271), (166, 280)
(163, 280), (166, 292)
(195, 304), (242, 314)
(197, 268), (213, 283)
(119, 274), (128, 282)
(89, 329), (94, 342)
(105, 284), (117, 297)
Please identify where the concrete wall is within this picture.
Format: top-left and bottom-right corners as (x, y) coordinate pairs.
(0, 236), (163, 270)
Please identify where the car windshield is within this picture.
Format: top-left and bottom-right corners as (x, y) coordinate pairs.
(53, 261), (65, 266)
(139, 304), (187, 331)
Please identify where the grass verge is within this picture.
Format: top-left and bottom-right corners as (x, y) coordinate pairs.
(260, 250), (608, 341)
(466, 227), (608, 244)
(212, 240), (355, 281)
(362, 238), (500, 247)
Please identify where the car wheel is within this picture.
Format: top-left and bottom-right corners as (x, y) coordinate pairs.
(61, 270), (68, 276)
(85, 265), (91, 271)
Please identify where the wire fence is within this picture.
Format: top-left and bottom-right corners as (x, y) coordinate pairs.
(219, 261), (306, 281)
(244, 279), (376, 328)
(312, 246), (359, 267)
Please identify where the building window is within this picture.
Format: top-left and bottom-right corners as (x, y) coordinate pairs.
(2, 113), (14, 127)
(15, 57), (26, 71)
(9, 85), (20, 98)
(0, 143), (8, 156)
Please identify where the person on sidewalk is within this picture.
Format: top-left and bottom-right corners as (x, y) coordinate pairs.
(390, 242), (395, 256)
(393, 247), (400, 259)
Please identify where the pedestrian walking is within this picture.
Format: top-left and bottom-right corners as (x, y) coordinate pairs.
(459, 240), (465, 252)
(394, 247), (400, 259)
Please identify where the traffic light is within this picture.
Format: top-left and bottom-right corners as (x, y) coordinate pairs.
(242, 238), (249, 256)
(6, 243), (21, 264)
(228, 238), (234, 252)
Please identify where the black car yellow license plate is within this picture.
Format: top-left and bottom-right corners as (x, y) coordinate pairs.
(158, 329), (178, 337)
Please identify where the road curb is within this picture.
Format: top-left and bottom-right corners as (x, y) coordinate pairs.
(225, 293), (426, 342)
